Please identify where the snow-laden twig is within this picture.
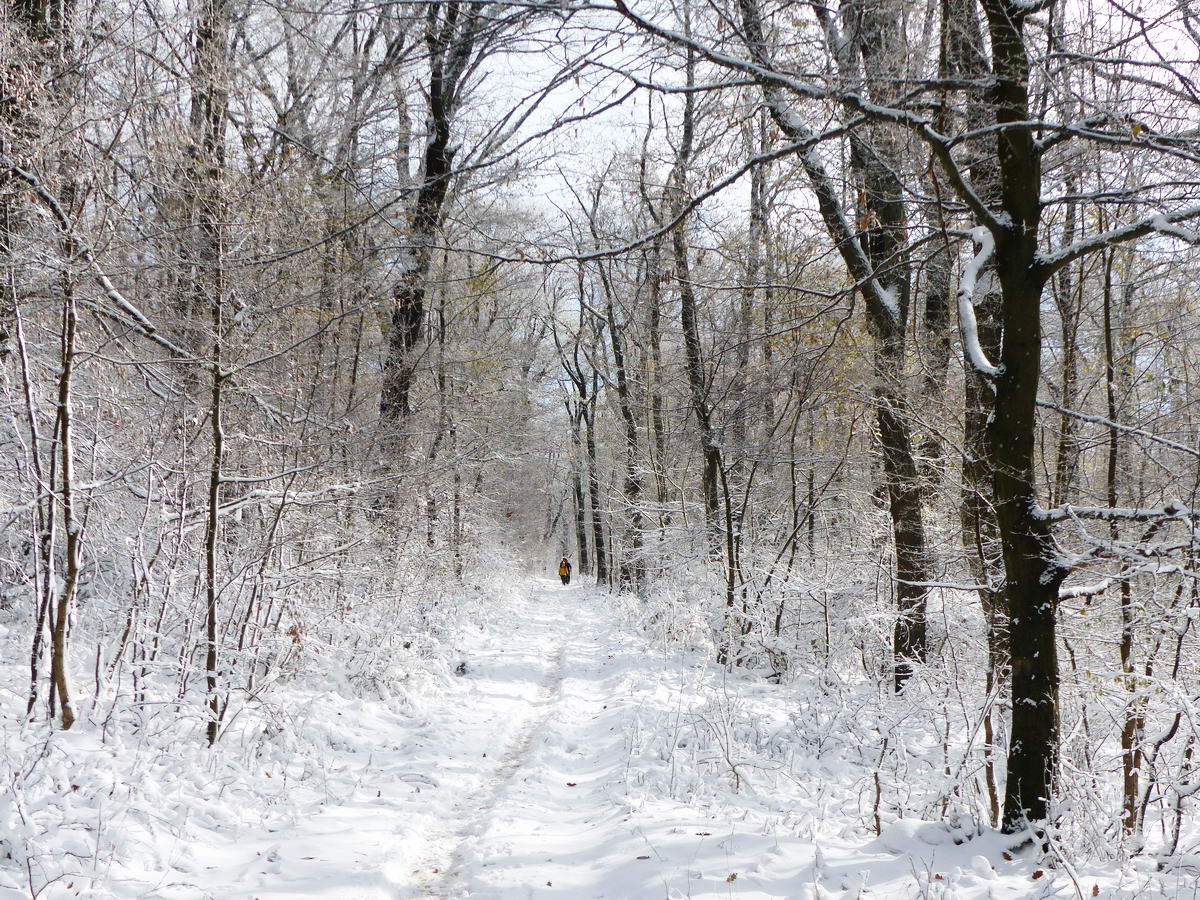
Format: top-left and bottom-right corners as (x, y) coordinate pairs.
(1037, 399), (1200, 459)
(1060, 564), (1192, 600)
(161, 482), (365, 533)
(894, 577), (992, 592)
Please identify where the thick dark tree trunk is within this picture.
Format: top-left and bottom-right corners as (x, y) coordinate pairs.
(380, 1), (475, 427)
(852, 1), (931, 689)
(978, 0), (1067, 832)
(381, 138), (453, 423)
(989, 270), (1065, 828)
(876, 380), (929, 689)
(939, 0), (1006, 824)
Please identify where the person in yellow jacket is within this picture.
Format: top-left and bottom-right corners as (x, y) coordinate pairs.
(558, 556), (572, 586)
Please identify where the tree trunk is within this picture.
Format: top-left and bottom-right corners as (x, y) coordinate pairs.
(584, 370), (608, 586)
(847, 0), (931, 689)
(50, 265), (79, 731)
(672, 41), (721, 543)
(939, 0), (1006, 823)
(380, 1), (481, 430)
(978, 0), (1067, 832)
(1050, 181), (1082, 509)
(570, 403), (590, 573)
(1103, 248), (1143, 837)
(605, 288), (645, 594)
(989, 271), (1064, 832)
(646, 238), (670, 519)
(671, 31), (741, 660)
(188, 0), (229, 747)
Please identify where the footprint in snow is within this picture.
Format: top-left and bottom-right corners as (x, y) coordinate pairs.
(399, 773), (439, 787)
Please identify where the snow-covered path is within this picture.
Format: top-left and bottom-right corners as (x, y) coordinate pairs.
(439, 581), (667, 898)
(383, 578), (831, 900)
(180, 578), (822, 899)
(7, 577), (1195, 899)
(139, 577), (1125, 900)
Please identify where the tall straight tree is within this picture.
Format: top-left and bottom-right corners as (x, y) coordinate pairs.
(670, 20), (742, 659)
(187, 0), (230, 747)
(939, 0), (1005, 825)
(835, 0), (932, 689)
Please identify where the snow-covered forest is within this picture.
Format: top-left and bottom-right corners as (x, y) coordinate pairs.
(4, 0), (1200, 893)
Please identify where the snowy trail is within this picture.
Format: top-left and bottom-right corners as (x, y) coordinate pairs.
(413, 631), (567, 898)
(179, 577), (664, 900)
(163, 578), (1064, 900)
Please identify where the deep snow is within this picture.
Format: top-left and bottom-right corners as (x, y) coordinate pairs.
(5, 579), (1199, 898)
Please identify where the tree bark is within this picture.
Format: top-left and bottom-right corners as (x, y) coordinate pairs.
(1103, 247), (1143, 837)
(941, 0), (1006, 824)
(584, 369), (608, 586)
(977, 0), (1068, 831)
(571, 410), (590, 573)
(188, 0), (229, 747)
(672, 40), (721, 543)
(50, 265), (79, 731)
(604, 282), (645, 594)
(381, 1), (476, 426)
(844, 0), (931, 689)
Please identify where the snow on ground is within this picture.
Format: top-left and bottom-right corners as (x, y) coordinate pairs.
(5, 578), (1199, 898)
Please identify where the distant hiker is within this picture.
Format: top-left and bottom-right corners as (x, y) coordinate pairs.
(558, 557), (572, 585)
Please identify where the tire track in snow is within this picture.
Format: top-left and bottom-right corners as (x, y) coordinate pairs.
(410, 588), (570, 899)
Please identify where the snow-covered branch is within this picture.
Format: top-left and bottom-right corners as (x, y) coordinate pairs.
(1036, 204), (1200, 277)
(2, 154), (211, 371)
(957, 227), (1001, 377)
(611, 0), (1008, 237)
(1037, 500), (1195, 524)
(1036, 400), (1200, 459)
(162, 482), (365, 534)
